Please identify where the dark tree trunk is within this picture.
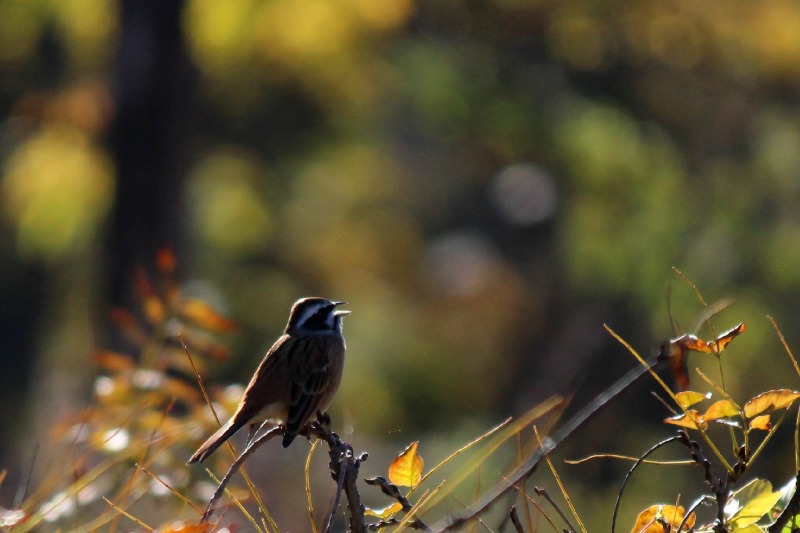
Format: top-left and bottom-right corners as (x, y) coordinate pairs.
(106, 0), (195, 308)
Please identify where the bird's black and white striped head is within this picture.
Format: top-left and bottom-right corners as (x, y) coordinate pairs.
(285, 297), (349, 335)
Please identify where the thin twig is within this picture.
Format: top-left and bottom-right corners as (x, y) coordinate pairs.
(364, 477), (430, 531)
(200, 426), (282, 523)
(509, 506), (525, 533)
(612, 435), (682, 533)
(533, 487), (576, 533)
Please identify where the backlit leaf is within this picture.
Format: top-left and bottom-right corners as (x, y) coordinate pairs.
(675, 391), (709, 409)
(704, 399), (740, 421)
(707, 323), (746, 353)
(630, 505), (695, 533)
(364, 502), (403, 519)
(664, 410), (706, 430)
(729, 479), (782, 529)
(388, 441), (423, 488)
(749, 415), (771, 431)
(744, 390), (800, 418)
(671, 323), (746, 355)
(734, 526), (765, 533)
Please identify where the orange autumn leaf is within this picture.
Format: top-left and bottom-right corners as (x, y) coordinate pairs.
(162, 377), (201, 402)
(93, 351), (136, 372)
(749, 415), (771, 431)
(703, 399), (739, 421)
(692, 323), (746, 354)
(389, 441), (424, 488)
(743, 390), (800, 418)
(631, 505), (695, 533)
(156, 247), (177, 275)
(664, 410), (707, 430)
(180, 299), (239, 333)
(663, 323), (745, 391)
(143, 295), (166, 324)
(676, 323), (746, 354)
(708, 322), (746, 352)
(155, 521), (212, 533)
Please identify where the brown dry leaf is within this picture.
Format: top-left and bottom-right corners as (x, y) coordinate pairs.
(675, 391), (709, 409)
(743, 390), (800, 418)
(388, 441), (424, 488)
(664, 410), (707, 430)
(663, 340), (690, 391)
(180, 299), (239, 333)
(704, 399), (740, 421)
(749, 415), (771, 431)
(631, 505), (695, 533)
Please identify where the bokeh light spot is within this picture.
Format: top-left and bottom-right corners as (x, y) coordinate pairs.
(492, 163), (558, 226)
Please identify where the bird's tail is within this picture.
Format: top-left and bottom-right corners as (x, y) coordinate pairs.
(187, 419), (244, 464)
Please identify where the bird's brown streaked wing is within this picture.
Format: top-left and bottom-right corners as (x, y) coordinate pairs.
(231, 334), (293, 424)
(283, 335), (339, 445)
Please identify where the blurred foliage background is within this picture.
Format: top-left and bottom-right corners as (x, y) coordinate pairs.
(3, 0), (800, 529)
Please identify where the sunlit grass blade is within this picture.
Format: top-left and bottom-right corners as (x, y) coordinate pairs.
(306, 439), (321, 533)
(534, 426), (587, 533)
(407, 395), (563, 516)
(102, 496), (153, 531)
(409, 417), (511, 498)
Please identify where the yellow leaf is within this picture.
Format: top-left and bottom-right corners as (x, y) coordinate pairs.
(733, 526), (765, 533)
(364, 502), (403, 519)
(749, 415), (771, 431)
(664, 410), (707, 430)
(729, 479), (782, 529)
(704, 399), (740, 421)
(630, 505), (695, 533)
(743, 390), (800, 418)
(675, 391), (709, 409)
(144, 295), (166, 324)
(388, 441), (424, 488)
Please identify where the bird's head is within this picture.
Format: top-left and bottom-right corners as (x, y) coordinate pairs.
(286, 297), (350, 335)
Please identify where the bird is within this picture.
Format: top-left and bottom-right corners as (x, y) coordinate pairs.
(188, 297), (349, 464)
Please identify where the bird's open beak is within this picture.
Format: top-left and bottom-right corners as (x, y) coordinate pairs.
(333, 301), (350, 316)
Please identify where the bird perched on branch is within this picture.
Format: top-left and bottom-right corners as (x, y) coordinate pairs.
(188, 297), (350, 464)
